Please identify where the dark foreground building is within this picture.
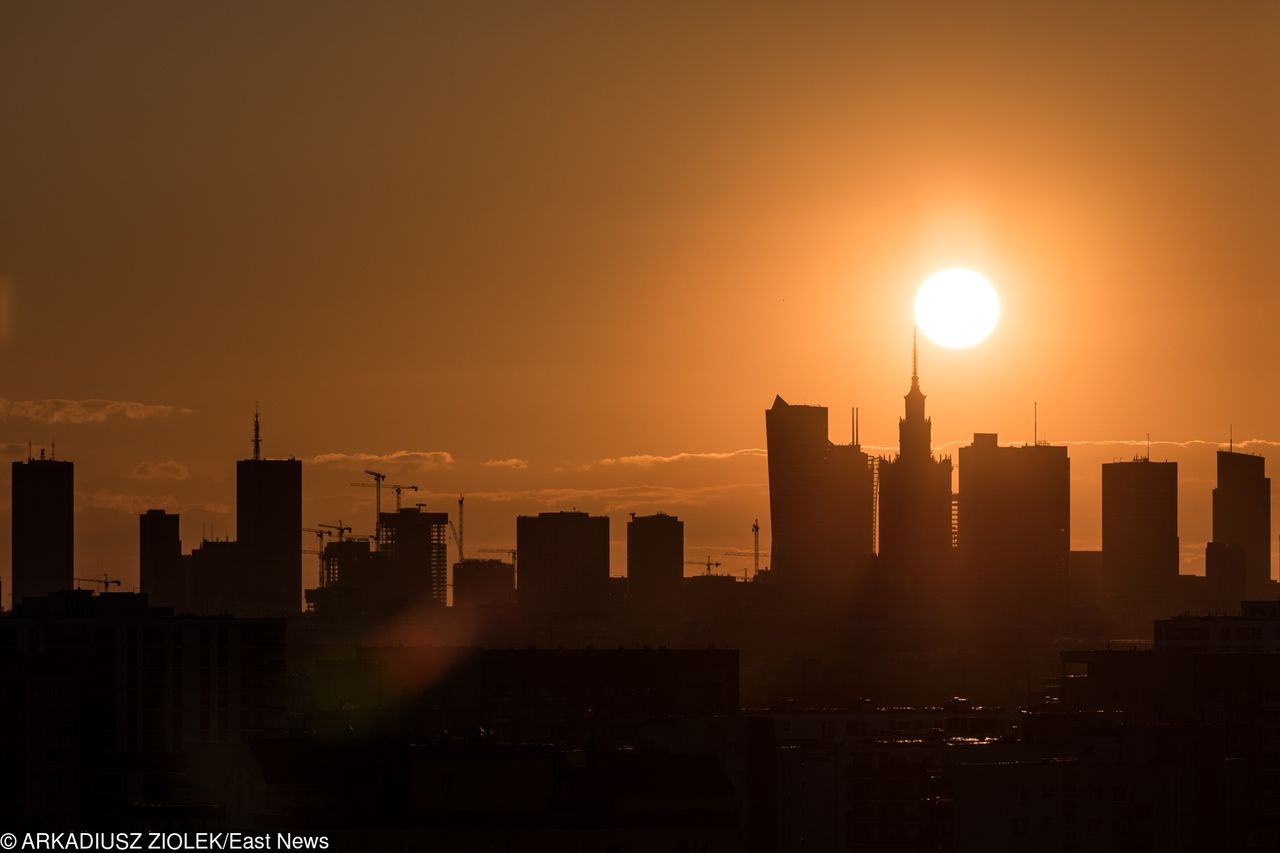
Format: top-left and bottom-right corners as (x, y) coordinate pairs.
(0, 590), (286, 825)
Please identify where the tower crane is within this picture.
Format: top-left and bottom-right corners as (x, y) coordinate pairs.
(722, 518), (762, 579)
(352, 470), (387, 531)
(317, 520), (351, 541)
(75, 574), (121, 593)
(387, 483), (419, 511)
(685, 556), (723, 575)
(351, 480), (421, 522)
(302, 527), (335, 579)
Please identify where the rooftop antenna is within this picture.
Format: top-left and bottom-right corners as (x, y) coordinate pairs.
(1230, 424), (1234, 453)
(854, 407), (860, 447)
(252, 404), (262, 461)
(1034, 402), (1037, 446)
(1146, 432), (1151, 460)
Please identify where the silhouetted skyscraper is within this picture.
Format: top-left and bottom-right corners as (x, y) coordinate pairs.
(877, 338), (953, 577)
(235, 412), (302, 616)
(1212, 450), (1271, 598)
(959, 433), (1070, 610)
(11, 451), (73, 607)
(377, 507), (449, 606)
(1102, 458), (1178, 613)
(139, 509), (184, 611)
(453, 558), (516, 608)
(765, 397), (873, 595)
(516, 511), (609, 615)
(627, 512), (684, 612)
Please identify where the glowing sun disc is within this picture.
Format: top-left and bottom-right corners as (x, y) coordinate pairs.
(914, 268), (1000, 348)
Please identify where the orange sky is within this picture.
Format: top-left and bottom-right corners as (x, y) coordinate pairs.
(0, 3), (1277, 600)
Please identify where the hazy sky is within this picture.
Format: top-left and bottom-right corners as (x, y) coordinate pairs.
(1, 2), (1277, 599)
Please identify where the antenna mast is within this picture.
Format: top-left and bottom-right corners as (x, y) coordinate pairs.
(252, 405), (262, 461)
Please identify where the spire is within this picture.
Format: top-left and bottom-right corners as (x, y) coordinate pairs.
(912, 327), (919, 386)
(252, 404), (261, 461)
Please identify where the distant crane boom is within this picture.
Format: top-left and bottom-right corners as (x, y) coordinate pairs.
(684, 556), (723, 575)
(74, 574), (121, 593)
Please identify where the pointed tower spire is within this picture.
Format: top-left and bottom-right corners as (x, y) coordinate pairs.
(911, 327), (919, 387)
(252, 404), (262, 461)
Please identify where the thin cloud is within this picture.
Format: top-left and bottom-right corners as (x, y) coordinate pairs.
(130, 459), (190, 481)
(309, 450), (455, 469)
(79, 490), (178, 514)
(880, 438), (1280, 453)
(0, 398), (193, 425)
(482, 457), (529, 469)
(0, 442), (27, 460)
(433, 482), (766, 510)
(597, 448), (767, 467)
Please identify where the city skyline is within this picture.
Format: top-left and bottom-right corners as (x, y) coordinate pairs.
(4, 344), (1276, 607)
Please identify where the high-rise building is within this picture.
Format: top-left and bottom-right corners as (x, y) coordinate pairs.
(453, 558), (516, 609)
(765, 398), (874, 594)
(958, 433), (1070, 608)
(877, 338), (953, 577)
(627, 512), (684, 612)
(1212, 450), (1271, 598)
(139, 509), (184, 611)
(235, 413), (302, 616)
(11, 450), (74, 607)
(516, 511), (609, 614)
(377, 507), (450, 606)
(1102, 458), (1178, 612)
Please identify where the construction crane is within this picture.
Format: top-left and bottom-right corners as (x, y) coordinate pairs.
(722, 518), (762, 579)
(685, 556), (723, 575)
(317, 520), (351, 541)
(302, 527), (335, 579)
(75, 574), (121, 593)
(353, 470), (387, 531)
(351, 479), (420, 514)
(448, 497), (466, 562)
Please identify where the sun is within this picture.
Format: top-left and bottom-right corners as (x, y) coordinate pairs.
(914, 268), (1000, 348)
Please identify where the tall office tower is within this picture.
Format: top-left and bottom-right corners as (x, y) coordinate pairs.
(235, 412), (302, 616)
(11, 450), (74, 607)
(765, 398), (874, 594)
(627, 512), (684, 612)
(1212, 450), (1271, 598)
(1102, 458), (1178, 612)
(958, 434), (1071, 609)
(377, 506), (450, 605)
(516, 511), (609, 615)
(876, 338), (953, 576)
(140, 509), (184, 611)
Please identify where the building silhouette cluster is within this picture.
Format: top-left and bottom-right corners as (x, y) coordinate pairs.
(3, 341), (1279, 848)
